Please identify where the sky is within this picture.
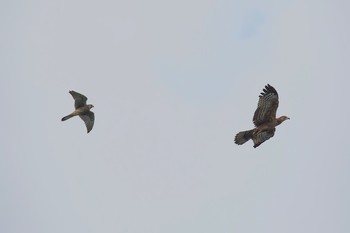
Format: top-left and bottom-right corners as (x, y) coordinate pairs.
(1, 0), (350, 232)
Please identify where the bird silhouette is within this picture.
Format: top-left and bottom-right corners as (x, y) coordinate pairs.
(61, 91), (95, 133)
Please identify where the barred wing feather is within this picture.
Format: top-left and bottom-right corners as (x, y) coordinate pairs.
(253, 129), (275, 148)
(253, 84), (279, 126)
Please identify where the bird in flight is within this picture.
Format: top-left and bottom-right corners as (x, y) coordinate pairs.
(61, 91), (95, 133)
(234, 84), (289, 148)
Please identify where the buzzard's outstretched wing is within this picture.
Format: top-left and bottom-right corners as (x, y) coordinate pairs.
(253, 129), (275, 148)
(253, 84), (279, 126)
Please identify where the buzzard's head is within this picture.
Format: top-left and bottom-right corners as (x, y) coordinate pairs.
(280, 116), (290, 122)
(276, 115), (290, 125)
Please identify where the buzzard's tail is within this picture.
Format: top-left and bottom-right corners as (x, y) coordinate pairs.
(61, 114), (74, 121)
(234, 129), (254, 145)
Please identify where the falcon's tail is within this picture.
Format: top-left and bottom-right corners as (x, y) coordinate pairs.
(234, 129), (254, 145)
(61, 114), (74, 121)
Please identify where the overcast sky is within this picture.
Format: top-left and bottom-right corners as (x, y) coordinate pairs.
(1, 0), (350, 232)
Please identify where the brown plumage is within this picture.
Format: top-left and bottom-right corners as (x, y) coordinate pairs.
(234, 84), (289, 148)
(61, 91), (95, 133)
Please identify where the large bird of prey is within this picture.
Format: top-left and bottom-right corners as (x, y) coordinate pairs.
(234, 84), (289, 148)
(61, 91), (95, 133)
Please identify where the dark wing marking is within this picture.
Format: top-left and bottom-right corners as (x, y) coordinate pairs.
(79, 111), (94, 133)
(69, 91), (88, 109)
(253, 84), (279, 126)
(253, 128), (275, 148)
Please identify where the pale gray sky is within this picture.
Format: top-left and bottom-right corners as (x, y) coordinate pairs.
(1, 0), (350, 233)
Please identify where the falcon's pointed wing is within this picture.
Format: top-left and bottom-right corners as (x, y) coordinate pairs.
(253, 84), (279, 127)
(253, 129), (275, 148)
(79, 111), (95, 133)
(69, 91), (88, 109)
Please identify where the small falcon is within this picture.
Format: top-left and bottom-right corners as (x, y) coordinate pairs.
(61, 91), (95, 133)
(234, 84), (289, 148)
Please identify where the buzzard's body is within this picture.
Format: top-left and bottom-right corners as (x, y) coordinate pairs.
(61, 91), (95, 133)
(234, 84), (289, 148)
